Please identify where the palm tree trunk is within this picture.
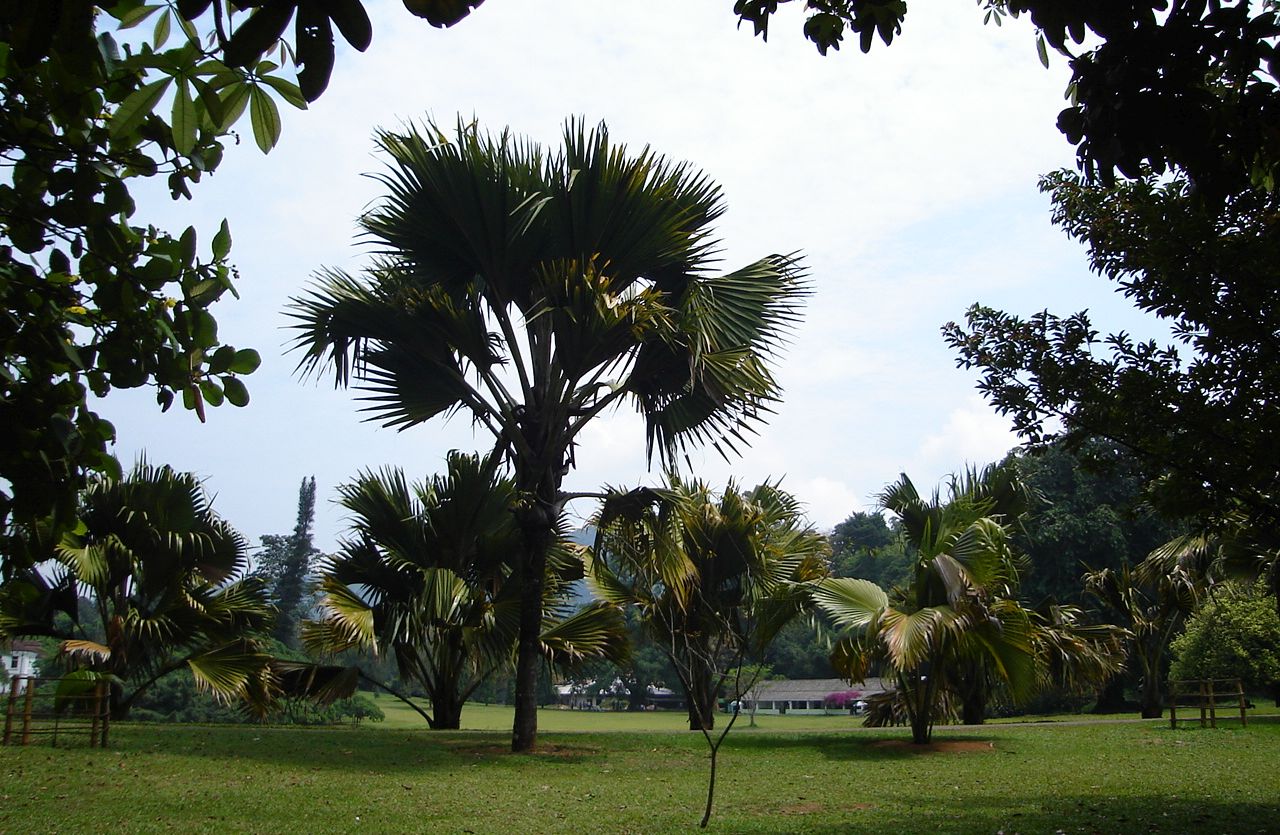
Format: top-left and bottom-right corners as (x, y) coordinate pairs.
(433, 691), (464, 730)
(1138, 642), (1164, 719)
(512, 496), (554, 753)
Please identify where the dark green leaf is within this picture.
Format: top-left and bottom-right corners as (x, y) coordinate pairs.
(248, 85), (282, 152)
(218, 83), (252, 129)
(179, 226), (198, 267)
(200, 379), (225, 407)
(224, 0), (296, 68)
(229, 348), (261, 374)
(212, 219), (232, 260)
(192, 310), (219, 346)
(153, 8), (172, 48)
(176, 0), (214, 19)
(295, 4), (335, 102)
(260, 74), (308, 110)
(109, 78), (172, 141)
(327, 0), (373, 51)
(117, 4), (162, 30)
(191, 76), (226, 129)
(208, 345), (236, 375)
(49, 249), (71, 274)
(222, 375), (250, 407)
(172, 78), (197, 155)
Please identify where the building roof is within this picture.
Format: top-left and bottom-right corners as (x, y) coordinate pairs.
(746, 677), (890, 701)
(2, 640), (42, 655)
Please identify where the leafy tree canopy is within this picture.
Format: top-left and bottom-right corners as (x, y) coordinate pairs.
(946, 171), (1280, 598)
(828, 510), (913, 590)
(1008, 440), (1183, 606)
(0, 2), (325, 564)
(289, 116), (808, 751)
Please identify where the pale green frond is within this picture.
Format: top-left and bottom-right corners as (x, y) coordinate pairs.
(879, 605), (967, 672)
(313, 577), (377, 648)
(60, 639), (112, 664)
(187, 641), (273, 703)
(813, 577), (889, 630)
(417, 567), (471, 624)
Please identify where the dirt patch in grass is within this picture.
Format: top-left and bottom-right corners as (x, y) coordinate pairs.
(869, 739), (994, 754)
(446, 743), (598, 759)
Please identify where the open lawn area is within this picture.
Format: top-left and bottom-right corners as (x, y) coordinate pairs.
(2, 713), (1277, 833)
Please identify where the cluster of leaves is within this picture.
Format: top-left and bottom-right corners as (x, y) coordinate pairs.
(288, 116), (809, 751)
(589, 476), (831, 731)
(255, 476), (323, 647)
(1007, 440), (1183, 607)
(0, 1), (321, 561)
(1170, 579), (1280, 695)
(828, 509), (914, 590)
(732, 1), (1280, 195)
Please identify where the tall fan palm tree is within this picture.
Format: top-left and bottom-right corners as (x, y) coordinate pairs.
(289, 119), (807, 750)
(305, 452), (626, 729)
(815, 465), (1040, 743)
(0, 461), (274, 719)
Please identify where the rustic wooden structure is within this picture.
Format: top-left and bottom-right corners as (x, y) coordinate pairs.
(1168, 677), (1247, 729)
(2, 675), (110, 748)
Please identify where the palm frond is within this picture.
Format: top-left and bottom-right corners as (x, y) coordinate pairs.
(813, 577), (889, 629)
(186, 641), (273, 703)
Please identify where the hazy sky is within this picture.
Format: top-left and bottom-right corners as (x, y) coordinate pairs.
(99, 1), (1159, 552)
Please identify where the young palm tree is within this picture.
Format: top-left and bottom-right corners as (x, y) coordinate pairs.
(1084, 561), (1201, 718)
(289, 119), (807, 750)
(815, 465), (1040, 743)
(588, 477), (829, 727)
(587, 475), (829, 826)
(304, 452), (625, 729)
(0, 461), (274, 718)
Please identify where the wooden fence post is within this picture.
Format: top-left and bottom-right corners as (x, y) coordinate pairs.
(21, 678), (36, 745)
(3, 675), (17, 745)
(90, 682), (102, 749)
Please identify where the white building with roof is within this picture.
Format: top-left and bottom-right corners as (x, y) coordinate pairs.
(742, 677), (891, 715)
(2, 639), (41, 685)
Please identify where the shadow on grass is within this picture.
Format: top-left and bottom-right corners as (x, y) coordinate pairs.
(735, 794), (1280, 834)
(724, 731), (1001, 762)
(109, 723), (605, 774)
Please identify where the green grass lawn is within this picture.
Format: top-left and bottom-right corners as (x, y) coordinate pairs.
(2, 712), (1277, 833)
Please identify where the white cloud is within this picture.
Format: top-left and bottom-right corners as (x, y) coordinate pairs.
(914, 396), (1020, 478)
